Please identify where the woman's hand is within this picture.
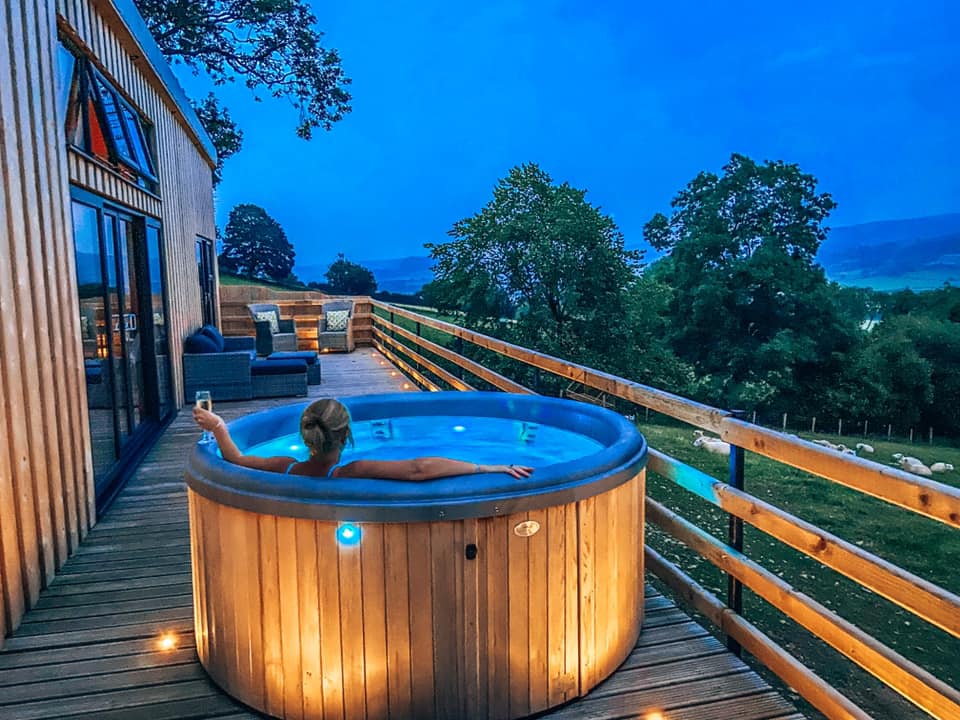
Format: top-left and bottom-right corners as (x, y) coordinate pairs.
(482, 464), (533, 479)
(193, 407), (224, 432)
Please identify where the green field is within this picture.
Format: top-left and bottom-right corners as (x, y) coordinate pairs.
(640, 421), (960, 719)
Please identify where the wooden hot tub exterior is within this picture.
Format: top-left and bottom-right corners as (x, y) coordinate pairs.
(187, 470), (644, 719)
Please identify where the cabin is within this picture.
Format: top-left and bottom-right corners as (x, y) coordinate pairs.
(0, 0), (216, 642)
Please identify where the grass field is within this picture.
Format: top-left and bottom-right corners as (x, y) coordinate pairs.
(640, 420), (960, 719)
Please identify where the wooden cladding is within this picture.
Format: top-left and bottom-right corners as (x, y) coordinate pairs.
(0, 0), (94, 644)
(188, 473), (644, 719)
(57, 0), (217, 403)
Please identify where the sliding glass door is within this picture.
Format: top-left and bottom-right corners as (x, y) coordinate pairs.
(73, 191), (171, 503)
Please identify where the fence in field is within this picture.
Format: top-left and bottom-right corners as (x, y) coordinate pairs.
(369, 299), (960, 720)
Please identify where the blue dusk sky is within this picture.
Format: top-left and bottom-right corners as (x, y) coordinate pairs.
(173, 0), (958, 276)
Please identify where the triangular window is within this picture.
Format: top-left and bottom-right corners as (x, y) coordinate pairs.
(59, 42), (158, 192)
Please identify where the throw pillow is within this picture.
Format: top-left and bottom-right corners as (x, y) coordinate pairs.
(255, 310), (279, 334)
(199, 324), (225, 352)
(325, 309), (349, 332)
(184, 332), (219, 354)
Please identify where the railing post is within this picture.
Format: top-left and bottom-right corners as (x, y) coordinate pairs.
(727, 409), (746, 658)
(389, 311), (396, 341)
(455, 336), (464, 379)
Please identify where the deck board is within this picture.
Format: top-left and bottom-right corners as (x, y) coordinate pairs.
(0, 350), (800, 719)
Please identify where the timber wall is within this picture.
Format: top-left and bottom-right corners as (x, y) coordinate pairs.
(0, 0), (216, 646)
(57, 0), (218, 402)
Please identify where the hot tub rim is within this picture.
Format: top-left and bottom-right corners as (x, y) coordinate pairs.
(185, 391), (647, 522)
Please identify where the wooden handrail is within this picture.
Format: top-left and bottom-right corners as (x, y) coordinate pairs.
(645, 547), (870, 720)
(371, 313), (532, 395)
(372, 329), (474, 391)
(371, 340), (439, 392)
(372, 301), (960, 530)
(370, 301), (727, 431)
(647, 498), (960, 720)
(721, 419), (960, 529)
(647, 449), (960, 638)
(369, 299), (960, 718)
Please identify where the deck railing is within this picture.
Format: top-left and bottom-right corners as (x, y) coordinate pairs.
(369, 299), (960, 720)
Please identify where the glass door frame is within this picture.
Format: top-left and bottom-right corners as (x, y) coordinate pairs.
(71, 186), (174, 509)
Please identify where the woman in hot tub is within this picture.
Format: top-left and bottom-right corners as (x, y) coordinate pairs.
(193, 398), (533, 481)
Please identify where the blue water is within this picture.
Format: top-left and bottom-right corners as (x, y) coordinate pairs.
(244, 415), (603, 466)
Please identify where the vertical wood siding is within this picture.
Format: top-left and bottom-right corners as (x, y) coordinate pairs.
(0, 0), (94, 646)
(57, 0), (217, 401)
(0, 0), (215, 646)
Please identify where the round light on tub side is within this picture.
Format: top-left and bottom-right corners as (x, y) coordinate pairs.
(185, 392), (647, 719)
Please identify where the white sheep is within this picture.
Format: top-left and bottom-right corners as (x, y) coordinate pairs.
(855, 443), (875, 454)
(892, 453), (922, 465)
(694, 435), (731, 456)
(931, 463), (955, 473)
(836, 444), (856, 455)
(812, 439), (840, 450)
(898, 457), (933, 476)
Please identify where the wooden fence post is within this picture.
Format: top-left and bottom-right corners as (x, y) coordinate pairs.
(838, 418), (843, 436)
(782, 413), (787, 432)
(811, 417), (816, 434)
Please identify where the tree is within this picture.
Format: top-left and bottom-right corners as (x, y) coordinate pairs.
(644, 154), (854, 412)
(134, 0), (351, 180)
(325, 254), (377, 295)
(426, 163), (674, 383)
(219, 203), (295, 281)
(190, 94), (243, 183)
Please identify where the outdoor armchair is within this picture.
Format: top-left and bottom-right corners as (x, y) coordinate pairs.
(318, 300), (355, 353)
(247, 303), (298, 356)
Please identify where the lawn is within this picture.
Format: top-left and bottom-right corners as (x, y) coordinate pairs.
(640, 420), (960, 719)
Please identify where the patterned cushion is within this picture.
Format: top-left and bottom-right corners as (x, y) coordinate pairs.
(255, 310), (279, 334)
(325, 309), (349, 332)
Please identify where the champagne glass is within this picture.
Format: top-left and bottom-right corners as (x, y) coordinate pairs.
(195, 390), (214, 443)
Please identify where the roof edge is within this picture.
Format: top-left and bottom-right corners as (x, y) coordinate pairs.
(108, 0), (219, 166)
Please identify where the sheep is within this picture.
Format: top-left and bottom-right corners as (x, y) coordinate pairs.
(812, 439), (840, 450)
(693, 435), (731, 456)
(892, 453), (922, 465)
(836, 444), (856, 455)
(897, 456), (933, 476)
(855, 443), (875, 454)
(931, 463), (955, 473)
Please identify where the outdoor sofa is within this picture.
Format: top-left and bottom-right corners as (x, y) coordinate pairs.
(182, 325), (310, 403)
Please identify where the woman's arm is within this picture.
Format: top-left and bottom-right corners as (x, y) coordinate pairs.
(193, 408), (294, 473)
(334, 457), (533, 482)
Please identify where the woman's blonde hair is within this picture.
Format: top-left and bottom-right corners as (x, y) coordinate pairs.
(300, 399), (352, 455)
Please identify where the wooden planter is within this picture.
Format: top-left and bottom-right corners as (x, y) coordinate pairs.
(188, 470), (644, 719)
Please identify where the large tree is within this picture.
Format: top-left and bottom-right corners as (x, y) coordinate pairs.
(219, 203), (295, 281)
(644, 154), (855, 412)
(426, 163), (679, 384)
(134, 0), (351, 180)
(325, 254), (378, 295)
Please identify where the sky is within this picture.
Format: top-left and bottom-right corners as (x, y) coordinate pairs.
(173, 0), (959, 278)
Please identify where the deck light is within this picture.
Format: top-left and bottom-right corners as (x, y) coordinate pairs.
(158, 632), (177, 651)
(403, 383), (411, 389)
(390, 371), (398, 376)
(645, 712), (665, 720)
(337, 523), (361, 546)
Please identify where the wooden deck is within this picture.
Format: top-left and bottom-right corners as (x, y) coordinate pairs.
(0, 350), (802, 720)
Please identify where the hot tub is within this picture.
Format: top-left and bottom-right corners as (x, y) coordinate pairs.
(185, 392), (647, 720)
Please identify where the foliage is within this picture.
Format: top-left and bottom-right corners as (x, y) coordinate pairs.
(218, 203), (295, 281)
(324, 253), (378, 295)
(190, 94), (243, 184)
(644, 154), (855, 413)
(135, 0), (351, 176)
(426, 163), (680, 382)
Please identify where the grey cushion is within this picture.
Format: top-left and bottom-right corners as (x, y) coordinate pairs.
(267, 351), (319, 366)
(254, 310), (279, 334)
(325, 309), (349, 332)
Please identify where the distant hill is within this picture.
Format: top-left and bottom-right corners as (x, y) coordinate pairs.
(817, 213), (960, 291)
(296, 255), (434, 294)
